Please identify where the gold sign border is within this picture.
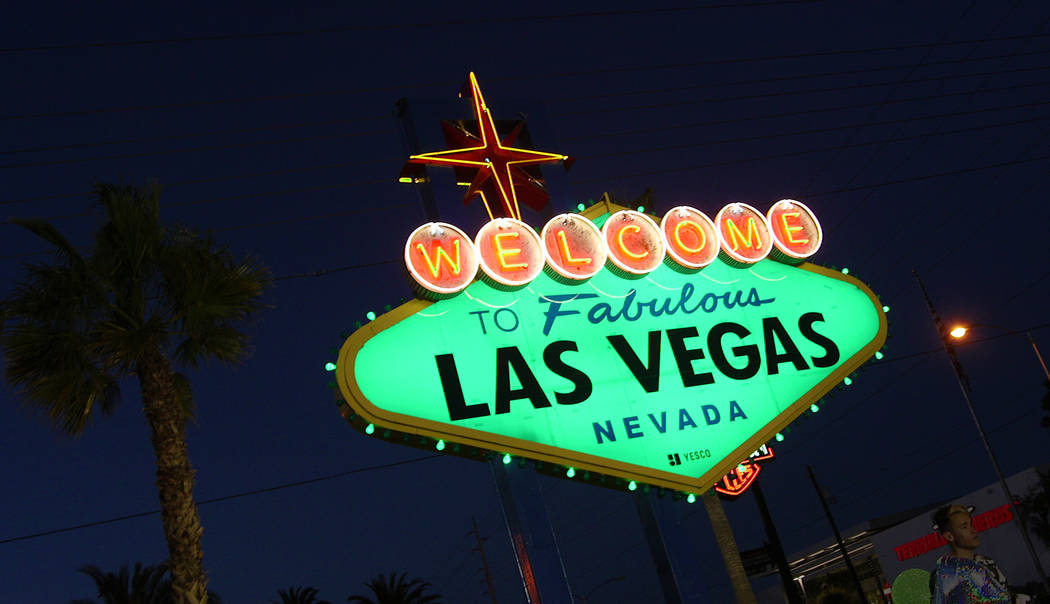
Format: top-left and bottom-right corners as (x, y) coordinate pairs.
(336, 201), (888, 493)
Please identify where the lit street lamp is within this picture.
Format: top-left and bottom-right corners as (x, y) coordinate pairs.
(947, 323), (1050, 383)
(914, 271), (1050, 594)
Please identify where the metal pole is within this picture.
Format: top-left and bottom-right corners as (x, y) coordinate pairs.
(471, 517), (500, 604)
(914, 271), (1050, 593)
(806, 465), (868, 603)
(750, 480), (804, 604)
(1026, 331), (1050, 383)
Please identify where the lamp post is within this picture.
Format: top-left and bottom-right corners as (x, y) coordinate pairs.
(947, 324), (1050, 383)
(914, 271), (1050, 593)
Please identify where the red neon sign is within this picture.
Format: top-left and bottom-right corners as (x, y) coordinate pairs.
(475, 218), (545, 287)
(661, 206), (719, 269)
(716, 202), (772, 265)
(540, 213), (606, 281)
(405, 222), (479, 295)
(714, 445), (775, 497)
(893, 504), (1014, 561)
(767, 199), (822, 262)
(603, 210), (665, 275)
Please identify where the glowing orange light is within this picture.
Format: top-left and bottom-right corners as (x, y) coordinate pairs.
(950, 326), (968, 339)
(660, 206), (719, 269)
(715, 203), (772, 264)
(405, 73), (569, 220)
(541, 214), (605, 280)
(475, 218), (544, 286)
(416, 240), (462, 278)
(616, 224), (648, 260)
(492, 232), (528, 271)
(556, 230), (591, 265)
(405, 222), (479, 295)
(767, 199), (822, 261)
(603, 210), (664, 275)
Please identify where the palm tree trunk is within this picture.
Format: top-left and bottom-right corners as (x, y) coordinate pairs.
(138, 345), (208, 604)
(702, 490), (756, 604)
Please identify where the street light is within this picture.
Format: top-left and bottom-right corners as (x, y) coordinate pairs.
(947, 323), (1050, 383)
(914, 272), (1050, 594)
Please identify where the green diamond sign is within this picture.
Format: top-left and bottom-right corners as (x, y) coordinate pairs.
(337, 205), (886, 492)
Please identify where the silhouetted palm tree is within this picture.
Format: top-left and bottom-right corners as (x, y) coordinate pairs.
(2, 183), (268, 604)
(68, 561), (223, 604)
(271, 586), (331, 604)
(347, 572), (442, 604)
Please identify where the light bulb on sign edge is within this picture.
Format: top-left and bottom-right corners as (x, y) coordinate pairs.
(436, 439), (445, 451)
(883, 305), (890, 313)
(502, 453), (512, 465)
(576, 202), (585, 211)
(686, 493), (696, 504)
(365, 423), (375, 435)
(811, 403), (820, 413)
(875, 351), (884, 360)
(841, 267), (849, 274)
(324, 362), (336, 371)
(628, 480), (637, 491)
(566, 467), (575, 478)
(366, 311), (376, 321)
(775, 432), (785, 442)
(844, 377), (853, 386)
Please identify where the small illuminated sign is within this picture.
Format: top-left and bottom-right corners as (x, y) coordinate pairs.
(714, 444), (775, 497)
(342, 200), (886, 493)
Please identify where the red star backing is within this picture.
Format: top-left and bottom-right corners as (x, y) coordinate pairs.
(403, 72), (571, 221)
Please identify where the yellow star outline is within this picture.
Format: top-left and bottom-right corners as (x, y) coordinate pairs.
(407, 72), (569, 221)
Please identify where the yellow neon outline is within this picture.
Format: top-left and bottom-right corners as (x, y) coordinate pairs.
(673, 220), (707, 254)
(415, 239), (462, 278)
(615, 224), (648, 260)
(539, 214), (606, 281)
(407, 73), (566, 220)
(715, 203), (772, 264)
(350, 202), (887, 493)
(779, 211), (809, 245)
(659, 206), (718, 270)
(725, 216), (763, 251)
(403, 222), (479, 295)
(474, 218), (544, 286)
(555, 229), (592, 266)
(766, 199), (823, 260)
(492, 231), (528, 271)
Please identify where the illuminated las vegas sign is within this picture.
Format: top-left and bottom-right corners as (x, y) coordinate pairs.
(336, 73), (886, 494)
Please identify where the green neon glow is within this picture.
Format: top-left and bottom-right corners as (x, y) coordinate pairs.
(636, 205), (645, 212)
(844, 377), (853, 386)
(345, 231), (884, 486)
(686, 493), (696, 503)
(841, 267), (849, 274)
(875, 351), (884, 360)
(882, 305), (890, 313)
(324, 362), (337, 372)
(366, 311), (376, 321)
(628, 480), (637, 491)
(365, 423), (375, 435)
(775, 432), (784, 442)
(576, 202), (585, 211)
(810, 403), (819, 413)
(566, 467), (575, 478)
(436, 439), (445, 451)
(502, 453), (512, 465)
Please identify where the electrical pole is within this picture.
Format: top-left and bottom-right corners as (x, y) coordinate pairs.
(471, 517), (499, 604)
(806, 465), (867, 603)
(751, 479), (804, 604)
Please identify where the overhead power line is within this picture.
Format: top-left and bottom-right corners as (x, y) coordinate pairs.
(0, 454), (443, 546)
(0, 1), (821, 54)
(4, 32), (1048, 122)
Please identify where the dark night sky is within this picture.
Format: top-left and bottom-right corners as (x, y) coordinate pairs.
(2, 1), (1049, 602)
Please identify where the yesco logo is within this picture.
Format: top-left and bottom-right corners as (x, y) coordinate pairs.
(405, 200), (821, 295)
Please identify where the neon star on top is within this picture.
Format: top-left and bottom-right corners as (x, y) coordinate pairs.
(406, 72), (570, 221)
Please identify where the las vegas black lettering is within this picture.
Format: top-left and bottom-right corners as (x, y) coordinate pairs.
(434, 313), (842, 423)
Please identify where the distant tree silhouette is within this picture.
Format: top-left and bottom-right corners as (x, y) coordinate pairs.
(1019, 468), (1050, 549)
(271, 586), (331, 604)
(347, 572), (442, 604)
(68, 561), (222, 604)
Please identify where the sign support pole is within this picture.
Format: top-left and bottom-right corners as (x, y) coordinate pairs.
(490, 458), (573, 604)
(634, 491), (711, 603)
(807, 465), (868, 603)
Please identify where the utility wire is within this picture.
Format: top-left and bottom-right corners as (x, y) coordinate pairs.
(0, 1), (822, 54)
(4, 32), (1047, 122)
(0, 454), (443, 546)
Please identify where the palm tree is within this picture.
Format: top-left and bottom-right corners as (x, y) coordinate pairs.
(272, 586), (331, 604)
(702, 490), (757, 604)
(347, 572), (442, 604)
(2, 183), (268, 604)
(69, 561), (223, 604)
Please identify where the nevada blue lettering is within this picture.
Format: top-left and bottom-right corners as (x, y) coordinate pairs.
(593, 400), (749, 444)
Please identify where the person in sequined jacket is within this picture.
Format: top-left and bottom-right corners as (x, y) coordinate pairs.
(930, 503), (1030, 604)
